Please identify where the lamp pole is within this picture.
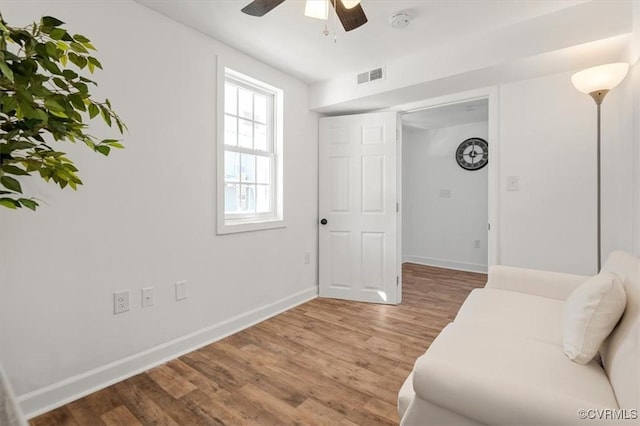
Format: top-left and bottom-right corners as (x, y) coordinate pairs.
(589, 89), (608, 272)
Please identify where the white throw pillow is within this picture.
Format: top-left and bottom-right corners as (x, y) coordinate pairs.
(563, 272), (626, 364)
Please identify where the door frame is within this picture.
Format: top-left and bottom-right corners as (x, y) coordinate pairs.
(393, 86), (500, 267)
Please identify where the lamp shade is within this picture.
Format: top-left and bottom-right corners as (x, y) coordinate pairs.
(341, 0), (361, 8)
(305, 0), (328, 20)
(571, 63), (629, 94)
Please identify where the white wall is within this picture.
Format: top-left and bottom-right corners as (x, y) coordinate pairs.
(402, 123), (488, 273)
(499, 71), (634, 275)
(0, 0), (318, 416)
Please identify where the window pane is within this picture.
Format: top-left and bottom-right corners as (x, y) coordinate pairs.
(254, 94), (267, 124)
(224, 115), (237, 146)
(254, 123), (267, 151)
(256, 185), (271, 213)
(225, 84), (237, 115)
(240, 185), (256, 213)
(241, 154), (256, 183)
(238, 118), (253, 149)
(224, 151), (239, 181)
(256, 156), (271, 184)
(225, 183), (239, 213)
(238, 88), (253, 120)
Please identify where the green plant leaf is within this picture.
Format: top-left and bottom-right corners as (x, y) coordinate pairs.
(52, 77), (68, 90)
(41, 16), (65, 28)
(49, 28), (67, 40)
(72, 34), (90, 43)
(0, 61), (14, 82)
(44, 98), (64, 113)
(99, 105), (112, 126)
(88, 103), (99, 119)
(1, 165), (30, 176)
(0, 198), (19, 209)
(95, 145), (110, 156)
(69, 41), (88, 54)
(87, 57), (102, 70)
(0, 176), (22, 193)
(67, 52), (87, 69)
(17, 198), (38, 210)
(62, 69), (78, 79)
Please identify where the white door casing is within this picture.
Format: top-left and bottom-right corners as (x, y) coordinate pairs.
(319, 111), (399, 304)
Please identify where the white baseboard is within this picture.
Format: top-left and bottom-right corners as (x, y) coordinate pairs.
(18, 287), (318, 419)
(403, 255), (488, 274)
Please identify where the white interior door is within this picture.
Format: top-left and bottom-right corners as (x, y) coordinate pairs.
(319, 111), (400, 305)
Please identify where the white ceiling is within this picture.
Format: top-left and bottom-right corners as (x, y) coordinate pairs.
(403, 98), (488, 130)
(135, 0), (588, 84)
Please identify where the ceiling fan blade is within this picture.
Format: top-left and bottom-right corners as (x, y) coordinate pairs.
(330, 0), (367, 32)
(241, 0), (286, 17)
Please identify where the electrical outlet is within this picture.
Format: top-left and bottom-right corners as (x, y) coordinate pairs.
(175, 281), (187, 301)
(142, 287), (154, 308)
(114, 290), (130, 314)
(304, 251), (311, 264)
(474, 240), (481, 249)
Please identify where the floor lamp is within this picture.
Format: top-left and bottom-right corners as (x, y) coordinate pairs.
(571, 62), (629, 272)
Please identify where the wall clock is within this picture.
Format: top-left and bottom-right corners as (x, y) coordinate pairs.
(455, 137), (488, 171)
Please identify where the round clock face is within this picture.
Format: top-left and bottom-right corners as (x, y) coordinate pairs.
(455, 138), (488, 171)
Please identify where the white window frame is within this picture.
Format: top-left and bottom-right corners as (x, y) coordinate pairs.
(217, 67), (284, 234)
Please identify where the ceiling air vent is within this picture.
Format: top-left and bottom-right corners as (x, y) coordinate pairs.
(369, 67), (383, 81)
(357, 71), (370, 84)
(357, 66), (385, 85)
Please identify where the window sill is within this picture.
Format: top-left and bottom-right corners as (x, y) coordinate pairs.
(217, 218), (286, 235)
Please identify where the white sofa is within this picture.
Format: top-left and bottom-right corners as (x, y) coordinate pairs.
(398, 251), (639, 425)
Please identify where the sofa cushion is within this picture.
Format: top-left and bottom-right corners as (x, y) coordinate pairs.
(412, 323), (618, 425)
(397, 372), (414, 419)
(563, 272), (626, 365)
(454, 288), (565, 345)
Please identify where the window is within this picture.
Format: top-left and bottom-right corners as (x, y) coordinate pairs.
(217, 68), (284, 234)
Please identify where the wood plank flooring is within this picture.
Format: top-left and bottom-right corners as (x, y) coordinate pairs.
(31, 264), (486, 426)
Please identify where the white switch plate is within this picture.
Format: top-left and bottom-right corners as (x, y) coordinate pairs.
(474, 240), (481, 248)
(142, 287), (154, 307)
(175, 281), (187, 301)
(304, 252), (311, 264)
(439, 189), (452, 198)
(506, 176), (520, 191)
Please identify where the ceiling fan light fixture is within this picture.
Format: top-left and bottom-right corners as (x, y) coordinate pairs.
(341, 0), (361, 9)
(305, 0), (329, 20)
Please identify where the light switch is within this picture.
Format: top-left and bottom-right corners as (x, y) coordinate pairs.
(506, 176), (519, 191)
(175, 281), (188, 301)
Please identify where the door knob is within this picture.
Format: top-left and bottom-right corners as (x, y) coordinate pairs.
(320, 218), (328, 225)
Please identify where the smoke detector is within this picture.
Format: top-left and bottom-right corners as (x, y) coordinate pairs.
(389, 11), (410, 29)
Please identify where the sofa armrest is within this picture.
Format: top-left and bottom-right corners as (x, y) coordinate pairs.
(486, 265), (589, 301)
(412, 354), (611, 425)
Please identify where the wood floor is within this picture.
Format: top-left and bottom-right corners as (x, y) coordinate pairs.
(31, 264), (486, 426)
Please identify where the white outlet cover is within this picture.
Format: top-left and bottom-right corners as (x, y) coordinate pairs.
(114, 290), (130, 314)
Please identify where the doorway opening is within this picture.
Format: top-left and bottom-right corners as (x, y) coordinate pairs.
(401, 98), (489, 273)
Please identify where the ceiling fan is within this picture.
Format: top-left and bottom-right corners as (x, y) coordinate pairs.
(241, 0), (368, 32)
